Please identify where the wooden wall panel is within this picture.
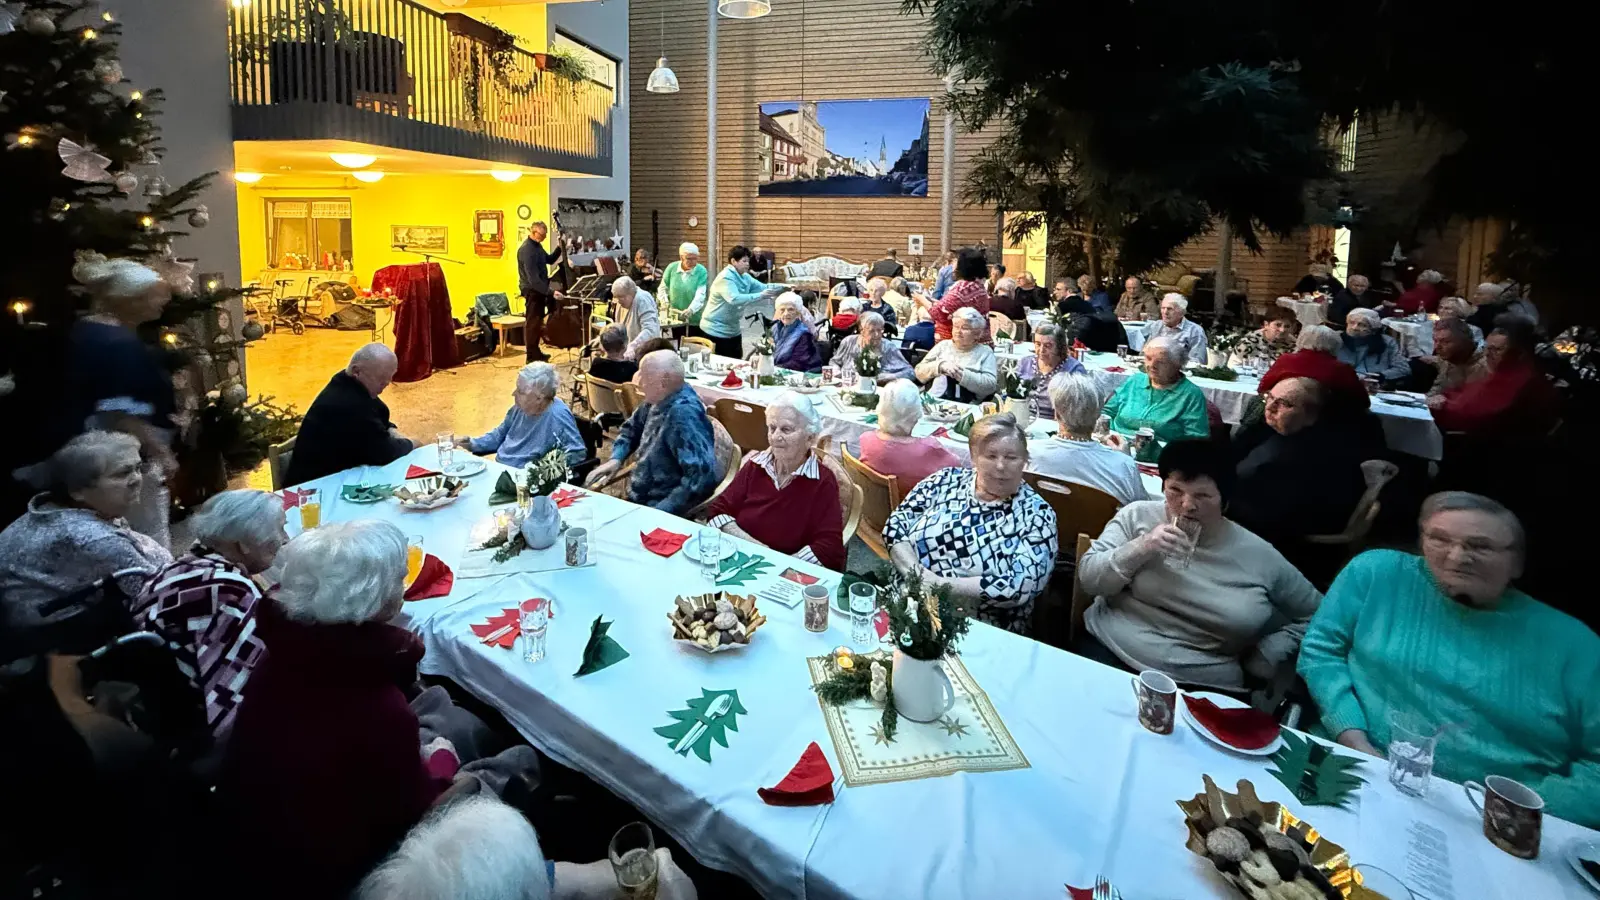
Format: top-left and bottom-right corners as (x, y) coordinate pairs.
(629, 0), (997, 271)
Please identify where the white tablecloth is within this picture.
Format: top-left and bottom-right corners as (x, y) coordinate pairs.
(1278, 296), (1328, 327)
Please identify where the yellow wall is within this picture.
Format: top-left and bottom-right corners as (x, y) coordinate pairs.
(236, 173), (551, 316)
(468, 3), (549, 52)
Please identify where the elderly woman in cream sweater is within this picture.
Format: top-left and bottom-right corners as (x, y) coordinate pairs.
(913, 306), (998, 403)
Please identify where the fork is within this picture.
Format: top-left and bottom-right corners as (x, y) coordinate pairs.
(1094, 876), (1123, 900)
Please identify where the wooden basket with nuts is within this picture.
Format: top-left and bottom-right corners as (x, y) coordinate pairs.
(669, 592), (766, 653)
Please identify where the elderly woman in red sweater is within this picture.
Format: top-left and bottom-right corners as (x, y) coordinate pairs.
(930, 247), (993, 343)
(708, 392), (846, 570)
(1429, 314), (1557, 437)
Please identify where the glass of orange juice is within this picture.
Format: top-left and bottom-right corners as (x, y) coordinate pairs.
(405, 535), (425, 587)
(299, 488), (322, 529)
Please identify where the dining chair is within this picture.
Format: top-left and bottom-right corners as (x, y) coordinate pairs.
(680, 336), (715, 354)
(1070, 533), (1094, 643)
(841, 447), (903, 559)
(617, 382), (644, 418)
(1022, 473), (1120, 558)
(1305, 459), (1398, 553)
(686, 422), (743, 521)
(813, 450), (864, 547)
(988, 311), (1019, 341)
(578, 373), (629, 421)
(711, 398), (770, 454)
(267, 436), (296, 491)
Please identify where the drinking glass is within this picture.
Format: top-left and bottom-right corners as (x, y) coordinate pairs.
(802, 583), (830, 633)
(608, 822), (659, 900)
(696, 526), (722, 583)
(435, 432), (455, 471)
(699, 348), (712, 370)
(1166, 516), (1202, 569)
(298, 488), (321, 529)
(1387, 709), (1438, 797)
(848, 582), (877, 650)
(1116, 344), (1130, 360)
(1091, 414), (1111, 443)
(404, 535), (425, 586)
(519, 598), (549, 664)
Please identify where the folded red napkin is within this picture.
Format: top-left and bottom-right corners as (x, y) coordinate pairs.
(470, 608), (521, 649)
(403, 554), (454, 601)
(1064, 887), (1094, 900)
(406, 464), (441, 479)
(930, 426), (950, 438)
(551, 487), (585, 509)
(641, 528), (690, 557)
(720, 370), (742, 388)
(873, 608), (890, 639)
(758, 742), (835, 806)
(1105, 366), (1128, 373)
(780, 567), (819, 586)
(279, 488), (307, 510)
(1183, 695), (1281, 750)
(1136, 462), (1160, 476)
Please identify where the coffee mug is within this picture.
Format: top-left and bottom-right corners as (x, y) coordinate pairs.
(1130, 670), (1178, 735)
(1464, 775), (1543, 859)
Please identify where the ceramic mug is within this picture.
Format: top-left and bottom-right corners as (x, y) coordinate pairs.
(1130, 669), (1178, 735)
(1464, 775), (1543, 859)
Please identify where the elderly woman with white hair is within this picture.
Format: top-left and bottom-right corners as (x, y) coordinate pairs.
(1143, 293), (1209, 366)
(915, 306), (1000, 402)
(1396, 267), (1446, 315)
(62, 254), (178, 545)
(659, 241), (709, 332)
(1299, 493), (1599, 827)
(863, 277), (900, 329)
(1101, 337), (1209, 444)
(859, 379), (960, 490)
(990, 275), (1024, 320)
(223, 520), (503, 897)
(829, 311), (914, 384)
(0, 431), (172, 632)
(130, 489), (286, 741)
(708, 392), (846, 569)
(1337, 308), (1411, 382)
(886, 414), (1057, 632)
(454, 362), (585, 468)
(1014, 323), (1086, 420)
(359, 796), (698, 900)
(1434, 296), (1485, 346)
(1027, 372), (1145, 506)
(771, 292), (823, 372)
(610, 275), (661, 360)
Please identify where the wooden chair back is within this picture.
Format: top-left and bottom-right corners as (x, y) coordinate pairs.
(988, 311), (1017, 341)
(1022, 473), (1120, 556)
(681, 336), (715, 354)
(580, 374), (629, 419)
(617, 382), (643, 417)
(711, 398), (769, 454)
(686, 419), (742, 521)
(1306, 459), (1398, 549)
(813, 449), (863, 546)
(841, 447), (903, 559)
(267, 436), (296, 491)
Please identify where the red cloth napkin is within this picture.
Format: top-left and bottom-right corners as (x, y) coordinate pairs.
(780, 568), (819, 586)
(1136, 462), (1160, 476)
(758, 742), (835, 806)
(1105, 366), (1128, 373)
(550, 487), (585, 509)
(641, 528), (690, 557)
(279, 488), (307, 510)
(1183, 695), (1281, 750)
(1064, 887), (1094, 900)
(930, 426), (950, 438)
(406, 464), (441, 479)
(720, 370), (743, 388)
(873, 608), (890, 638)
(470, 608), (521, 649)
(403, 554), (454, 601)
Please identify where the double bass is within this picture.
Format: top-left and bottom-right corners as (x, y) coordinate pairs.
(542, 210), (586, 349)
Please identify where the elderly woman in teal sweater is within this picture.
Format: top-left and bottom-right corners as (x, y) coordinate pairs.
(693, 245), (783, 359)
(1298, 492), (1599, 828)
(1102, 336), (1210, 444)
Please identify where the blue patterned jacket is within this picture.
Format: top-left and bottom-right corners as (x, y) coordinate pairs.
(612, 383), (719, 515)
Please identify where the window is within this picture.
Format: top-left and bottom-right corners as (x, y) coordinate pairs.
(268, 198), (354, 270)
(553, 31), (619, 105)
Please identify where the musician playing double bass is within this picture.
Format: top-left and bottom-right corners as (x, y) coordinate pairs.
(517, 220), (565, 362)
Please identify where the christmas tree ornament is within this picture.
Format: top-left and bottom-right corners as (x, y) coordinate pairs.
(59, 138), (113, 182)
(20, 8), (54, 35)
(240, 320), (265, 342)
(0, 3), (22, 36)
(143, 175), (168, 198)
(114, 172), (138, 194)
(654, 689), (746, 763)
(222, 383), (248, 407)
(93, 59), (122, 85)
(187, 204), (210, 228)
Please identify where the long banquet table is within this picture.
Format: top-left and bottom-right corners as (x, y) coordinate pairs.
(294, 447), (1595, 900)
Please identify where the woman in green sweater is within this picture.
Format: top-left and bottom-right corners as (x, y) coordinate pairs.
(1102, 337), (1210, 444)
(659, 241), (709, 331)
(1299, 492), (1599, 828)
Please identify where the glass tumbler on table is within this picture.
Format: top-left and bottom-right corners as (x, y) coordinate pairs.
(435, 432), (455, 471)
(609, 822), (659, 900)
(298, 488), (322, 530)
(848, 582), (878, 650)
(696, 526), (722, 582)
(404, 535), (425, 586)
(1387, 709), (1439, 797)
(519, 598), (549, 664)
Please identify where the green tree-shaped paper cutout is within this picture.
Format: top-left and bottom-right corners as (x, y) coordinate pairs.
(653, 689), (748, 763)
(716, 551), (773, 588)
(1266, 731), (1367, 809)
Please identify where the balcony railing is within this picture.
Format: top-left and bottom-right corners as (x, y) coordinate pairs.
(227, 0), (612, 176)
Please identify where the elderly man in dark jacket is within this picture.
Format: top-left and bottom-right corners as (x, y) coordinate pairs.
(283, 344), (416, 487)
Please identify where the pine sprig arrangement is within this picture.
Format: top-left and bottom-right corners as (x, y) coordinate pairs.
(812, 652), (901, 741)
(478, 529), (529, 563)
(1002, 369), (1035, 400)
(882, 568), (970, 661)
(855, 344), (882, 379)
(524, 447), (569, 498)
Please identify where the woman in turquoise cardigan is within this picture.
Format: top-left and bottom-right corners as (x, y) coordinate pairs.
(1102, 336), (1210, 444)
(1298, 492), (1599, 828)
(695, 245), (781, 358)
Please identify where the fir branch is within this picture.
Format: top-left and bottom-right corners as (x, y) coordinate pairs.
(880, 693), (899, 742)
(491, 532), (528, 563)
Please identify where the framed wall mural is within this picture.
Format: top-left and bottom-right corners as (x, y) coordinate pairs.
(390, 225), (448, 253)
(757, 98), (931, 197)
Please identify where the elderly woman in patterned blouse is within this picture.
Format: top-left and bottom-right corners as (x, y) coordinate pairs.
(885, 414), (1058, 633)
(829, 311), (914, 384)
(1013, 323), (1086, 420)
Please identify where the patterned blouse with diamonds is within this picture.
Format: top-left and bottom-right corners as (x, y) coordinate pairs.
(884, 467), (1058, 634)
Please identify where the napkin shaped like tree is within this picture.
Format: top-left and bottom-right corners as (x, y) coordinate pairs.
(952, 411), (976, 438)
(1265, 731), (1367, 810)
(574, 615), (629, 676)
(716, 550), (772, 588)
(654, 689), (747, 763)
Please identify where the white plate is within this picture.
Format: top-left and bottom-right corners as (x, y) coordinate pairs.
(684, 533), (737, 564)
(1569, 839), (1600, 894)
(443, 458), (488, 478)
(1179, 691), (1284, 756)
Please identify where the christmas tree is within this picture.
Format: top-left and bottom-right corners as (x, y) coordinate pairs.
(653, 689), (747, 763)
(0, 0), (295, 518)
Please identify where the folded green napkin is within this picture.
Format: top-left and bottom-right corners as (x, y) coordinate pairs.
(953, 411), (976, 438)
(574, 615), (629, 676)
(488, 471), (518, 505)
(340, 483), (393, 503)
(862, 413), (878, 425)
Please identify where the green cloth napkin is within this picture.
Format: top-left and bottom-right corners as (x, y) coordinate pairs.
(340, 483), (393, 502)
(862, 413), (878, 425)
(953, 411), (976, 438)
(488, 471), (518, 505)
(574, 615), (630, 676)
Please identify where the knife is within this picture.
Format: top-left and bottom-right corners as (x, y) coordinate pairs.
(673, 693), (733, 755)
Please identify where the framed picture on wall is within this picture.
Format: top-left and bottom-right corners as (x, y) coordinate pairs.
(391, 225), (448, 253)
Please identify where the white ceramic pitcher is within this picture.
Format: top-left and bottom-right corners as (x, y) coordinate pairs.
(892, 650), (955, 723)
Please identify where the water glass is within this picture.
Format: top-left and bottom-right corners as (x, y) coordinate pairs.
(1387, 709), (1438, 797)
(608, 822), (659, 900)
(696, 526), (722, 582)
(435, 431), (455, 471)
(848, 582), (877, 650)
(519, 598), (549, 664)
(802, 583), (830, 633)
(1166, 515), (1202, 569)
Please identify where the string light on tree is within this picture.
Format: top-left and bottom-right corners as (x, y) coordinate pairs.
(81, 27), (97, 41)
(11, 299), (30, 324)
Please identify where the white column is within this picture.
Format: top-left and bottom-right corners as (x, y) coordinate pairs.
(940, 74), (955, 254)
(706, 0), (719, 267)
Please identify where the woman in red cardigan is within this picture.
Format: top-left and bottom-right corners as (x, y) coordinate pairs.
(930, 247), (993, 343)
(708, 392), (846, 570)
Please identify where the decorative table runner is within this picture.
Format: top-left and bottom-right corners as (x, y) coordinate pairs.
(807, 653), (1029, 787)
(457, 515), (595, 578)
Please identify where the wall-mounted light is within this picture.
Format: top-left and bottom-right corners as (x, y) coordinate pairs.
(352, 170), (386, 183)
(234, 171), (264, 184)
(489, 169), (523, 183)
(718, 0), (771, 18)
(330, 152), (377, 169)
(230, 0), (251, 8)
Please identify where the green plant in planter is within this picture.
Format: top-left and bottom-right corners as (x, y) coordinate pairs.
(542, 46), (594, 93)
(232, 0), (365, 72)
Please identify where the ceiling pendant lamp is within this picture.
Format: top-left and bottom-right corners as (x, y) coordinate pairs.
(718, 0), (771, 18)
(330, 152), (377, 169)
(352, 170), (385, 183)
(646, 9), (678, 93)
